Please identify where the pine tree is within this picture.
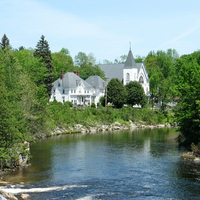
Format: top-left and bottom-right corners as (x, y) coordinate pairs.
(0, 34), (10, 50)
(34, 35), (53, 97)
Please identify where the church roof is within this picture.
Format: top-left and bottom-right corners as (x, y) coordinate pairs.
(98, 64), (124, 82)
(124, 50), (137, 69)
(85, 75), (106, 89)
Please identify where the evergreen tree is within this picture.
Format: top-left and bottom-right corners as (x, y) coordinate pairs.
(0, 34), (10, 50)
(34, 35), (53, 97)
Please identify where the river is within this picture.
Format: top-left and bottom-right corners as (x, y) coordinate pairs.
(1, 128), (200, 199)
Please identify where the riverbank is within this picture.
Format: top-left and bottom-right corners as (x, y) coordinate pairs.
(46, 121), (173, 138)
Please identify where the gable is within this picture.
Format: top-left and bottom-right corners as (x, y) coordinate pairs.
(138, 63), (149, 82)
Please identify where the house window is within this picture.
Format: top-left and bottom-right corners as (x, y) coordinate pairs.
(62, 96), (65, 103)
(58, 82), (60, 87)
(74, 90), (76, 93)
(71, 89), (73, 93)
(126, 73), (130, 84)
(63, 89), (65, 94)
(139, 76), (144, 84)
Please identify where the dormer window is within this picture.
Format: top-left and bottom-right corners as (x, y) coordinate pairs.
(63, 89), (65, 94)
(58, 82), (61, 87)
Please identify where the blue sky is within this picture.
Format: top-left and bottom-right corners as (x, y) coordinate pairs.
(1, 0), (200, 62)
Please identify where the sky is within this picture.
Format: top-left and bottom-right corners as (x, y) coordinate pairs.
(1, 0), (200, 63)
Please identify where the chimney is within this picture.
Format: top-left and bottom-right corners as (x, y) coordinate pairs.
(74, 71), (80, 76)
(61, 70), (64, 79)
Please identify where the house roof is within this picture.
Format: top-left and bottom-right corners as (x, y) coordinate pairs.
(85, 75), (106, 89)
(53, 72), (93, 89)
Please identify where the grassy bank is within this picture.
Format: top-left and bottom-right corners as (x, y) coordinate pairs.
(42, 101), (174, 136)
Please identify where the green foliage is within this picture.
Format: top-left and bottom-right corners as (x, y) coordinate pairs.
(99, 96), (105, 107)
(0, 34), (10, 50)
(59, 48), (70, 55)
(15, 49), (47, 87)
(34, 35), (53, 97)
(78, 63), (105, 80)
(64, 101), (73, 107)
(46, 102), (169, 128)
(107, 78), (127, 108)
(125, 81), (147, 107)
(91, 103), (96, 108)
(145, 49), (179, 110)
(74, 51), (105, 80)
(174, 51), (200, 146)
(52, 52), (74, 81)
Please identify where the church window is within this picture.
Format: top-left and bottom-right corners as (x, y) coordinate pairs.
(126, 73), (130, 84)
(139, 76), (144, 84)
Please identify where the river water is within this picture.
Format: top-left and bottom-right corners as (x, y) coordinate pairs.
(1, 128), (200, 199)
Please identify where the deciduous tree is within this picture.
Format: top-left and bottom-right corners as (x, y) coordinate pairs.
(107, 78), (127, 108)
(125, 81), (147, 107)
(174, 51), (200, 146)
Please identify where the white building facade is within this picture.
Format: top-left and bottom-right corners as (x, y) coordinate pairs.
(50, 72), (105, 106)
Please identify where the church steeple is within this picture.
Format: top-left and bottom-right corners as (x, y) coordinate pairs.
(124, 48), (136, 69)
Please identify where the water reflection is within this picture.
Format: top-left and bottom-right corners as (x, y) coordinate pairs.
(2, 128), (200, 199)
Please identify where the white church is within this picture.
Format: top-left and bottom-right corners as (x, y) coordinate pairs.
(50, 49), (149, 106)
(98, 49), (149, 95)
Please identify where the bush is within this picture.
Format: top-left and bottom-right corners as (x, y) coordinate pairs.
(64, 101), (73, 107)
(91, 103), (96, 108)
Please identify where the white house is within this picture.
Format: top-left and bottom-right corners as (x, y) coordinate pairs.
(50, 71), (106, 106)
(99, 49), (149, 96)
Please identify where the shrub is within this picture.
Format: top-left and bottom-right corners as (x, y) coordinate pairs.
(91, 103), (96, 108)
(64, 101), (73, 107)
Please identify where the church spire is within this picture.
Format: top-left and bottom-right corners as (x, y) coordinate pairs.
(124, 47), (136, 69)
(129, 42), (131, 51)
